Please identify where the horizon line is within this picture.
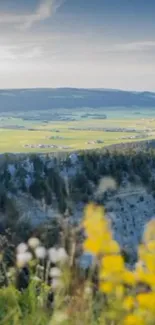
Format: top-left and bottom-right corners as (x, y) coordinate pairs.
(0, 87), (154, 93)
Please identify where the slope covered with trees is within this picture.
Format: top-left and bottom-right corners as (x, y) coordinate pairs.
(1, 145), (155, 259)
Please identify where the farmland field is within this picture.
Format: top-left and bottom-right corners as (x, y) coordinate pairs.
(1, 108), (155, 153)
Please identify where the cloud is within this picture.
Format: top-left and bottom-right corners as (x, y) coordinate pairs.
(0, 45), (16, 60)
(0, 44), (42, 61)
(104, 41), (155, 53)
(0, 0), (64, 29)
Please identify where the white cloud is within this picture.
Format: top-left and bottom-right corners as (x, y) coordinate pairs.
(104, 41), (155, 53)
(0, 0), (64, 29)
(0, 45), (17, 60)
(0, 44), (42, 61)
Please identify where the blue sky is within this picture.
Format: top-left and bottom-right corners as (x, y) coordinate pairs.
(0, 0), (155, 90)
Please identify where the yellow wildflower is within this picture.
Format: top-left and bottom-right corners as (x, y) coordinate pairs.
(102, 255), (125, 273)
(147, 240), (155, 253)
(144, 273), (155, 288)
(84, 237), (103, 255)
(122, 270), (136, 286)
(115, 284), (124, 299)
(83, 203), (105, 234)
(134, 269), (148, 283)
(123, 296), (135, 311)
(124, 314), (145, 325)
(100, 281), (114, 294)
(83, 203), (113, 255)
(144, 254), (155, 272)
(102, 240), (120, 254)
(99, 270), (123, 285)
(137, 292), (155, 311)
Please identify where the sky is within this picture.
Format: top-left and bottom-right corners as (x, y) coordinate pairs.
(0, 0), (155, 91)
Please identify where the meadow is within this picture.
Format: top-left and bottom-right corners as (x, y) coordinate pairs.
(1, 112), (155, 153)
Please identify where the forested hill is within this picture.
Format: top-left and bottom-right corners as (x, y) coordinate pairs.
(0, 88), (155, 111)
(1, 147), (155, 260)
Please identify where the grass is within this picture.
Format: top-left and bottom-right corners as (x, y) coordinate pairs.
(1, 116), (155, 153)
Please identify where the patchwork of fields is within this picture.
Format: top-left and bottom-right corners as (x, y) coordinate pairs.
(1, 114), (155, 153)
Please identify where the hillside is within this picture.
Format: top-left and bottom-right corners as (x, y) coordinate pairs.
(1, 144), (155, 261)
(0, 88), (155, 111)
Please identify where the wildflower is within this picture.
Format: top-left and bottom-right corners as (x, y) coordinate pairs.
(50, 267), (62, 278)
(122, 270), (136, 286)
(102, 240), (120, 254)
(147, 240), (155, 253)
(84, 284), (92, 296)
(134, 268), (148, 284)
(28, 237), (40, 249)
(144, 273), (155, 288)
(16, 243), (28, 254)
(100, 281), (113, 294)
(83, 203), (105, 236)
(7, 268), (16, 279)
(115, 284), (124, 299)
(137, 292), (155, 311)
(57, 248), (68, 263)
(16, 252), (32, 268)
(51, 311), (68, 324)
(124, 314), (145, 325)
(52, 278), (63, 290)
(35, 246), (46, 259)
(48, 248), (59, 263)
(123, 296), (135, 311)
(83, 203), (112, 255)
(143, 253), (155, 272)
(101, 255), (124, 273)
(84, 237), (103, 255)
(48, 247), (68, 263)
(32, 276), (41, 283)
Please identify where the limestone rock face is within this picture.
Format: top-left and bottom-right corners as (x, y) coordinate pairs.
(1, 152), (155, 257)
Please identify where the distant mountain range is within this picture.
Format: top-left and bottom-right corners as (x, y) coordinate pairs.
(0, 88), (155, 111)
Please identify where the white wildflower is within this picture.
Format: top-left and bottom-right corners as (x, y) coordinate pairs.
(52, 278), (63, 290)
(36, 264), (44, 271)
(48, 248), (59, 263)
(48, 247), (68, 264)
(57, 248), (68, 263)
(32, 276), (41, 282)
(7, 268), (16, 278)
(35, 246), (46, 259)
(84, 285), (92, 296)
(16, 243), (28, 254)
(50, 267), (62, 278)
(52, 311), (68, 324)
(16, 252), (32, 268)
(28, 237), (40, 249)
